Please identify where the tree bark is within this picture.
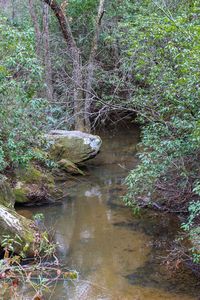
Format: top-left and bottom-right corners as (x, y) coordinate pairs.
(42, 2), (54, 101)
(42, 0), (85, 131)
(11, 0), (16, 23)
(85, 0), (105, 132)
(29, 0), (42, 58)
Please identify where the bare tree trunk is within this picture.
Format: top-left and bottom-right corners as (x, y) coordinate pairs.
(85, 0), (105, 132)
(11, 0), (16, 23)
(42, 2), (54, 101)
(42, 0), (85, 131)
(72, 48), (85, 131)
(29, 0), (42, 58)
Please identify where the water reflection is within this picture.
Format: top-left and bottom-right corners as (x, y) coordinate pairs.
(85, 186), (102, 198)
(17, 127), (200, 300)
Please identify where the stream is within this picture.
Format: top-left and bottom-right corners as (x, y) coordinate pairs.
(17, 126), (200, 300)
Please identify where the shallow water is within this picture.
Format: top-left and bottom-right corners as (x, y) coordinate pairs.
(17, 126), (200, 300)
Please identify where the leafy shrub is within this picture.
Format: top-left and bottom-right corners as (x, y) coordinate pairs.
(0, 17), (48, 171)
(120, 1), (200, 260)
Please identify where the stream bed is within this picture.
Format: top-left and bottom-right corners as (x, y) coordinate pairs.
(18, 126), (200, 300)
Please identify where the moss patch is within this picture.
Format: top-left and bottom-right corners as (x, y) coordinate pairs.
(14, 164), (62, 205)
(0, 177), (15, 208)
(14, 183), (29, 204)
(15, 165), (52, 185)
(58, 159), (84, 175)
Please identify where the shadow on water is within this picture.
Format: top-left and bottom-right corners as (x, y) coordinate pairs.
(116, 212), (200, 296)
(17, 125), (200, 300)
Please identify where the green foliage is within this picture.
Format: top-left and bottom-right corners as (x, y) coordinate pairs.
(68, 0), (97, 15)
(181, 199), (200, 262)
(1, 234), (22, 254)
(33, 213), (45, 223)
(0, 231), (78, 299)
(122, 0), (200, 201)
(60, 0), (101, 55)
(119, 1), (200, 261)
(182, 201), (200, 232)
(0, 17), (49, 171)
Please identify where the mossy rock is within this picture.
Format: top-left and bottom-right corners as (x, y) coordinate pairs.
(58, 159), (84, 175)
(0, 204), (38, 256)
(14, 165), (62, 205)
(14, 182), (29, 204)
(15, 164), (54, 185)
(0, 176), (15, 209)
(0, 204), (51, 257)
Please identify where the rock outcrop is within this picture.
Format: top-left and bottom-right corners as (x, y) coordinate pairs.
(13, 164), (62, 205)
(48, 130), (102, 164)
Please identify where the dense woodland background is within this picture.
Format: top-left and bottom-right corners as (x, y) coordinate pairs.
(0, 0), (199, 264)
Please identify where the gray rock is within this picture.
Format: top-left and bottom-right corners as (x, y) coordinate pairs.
(48, 130), (102, 164)
(0, 204), (45, 256)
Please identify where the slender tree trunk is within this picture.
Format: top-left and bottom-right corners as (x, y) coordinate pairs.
(85, 0), (105, 132)
(29, 0), (42, 58)
(42, 2), (54, 101)
(11, 0), (16, 23)
(72, 48), (85, 131)
(42, 0), (85, 131)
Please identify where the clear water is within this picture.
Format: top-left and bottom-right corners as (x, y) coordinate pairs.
(17, 126), (200, 300)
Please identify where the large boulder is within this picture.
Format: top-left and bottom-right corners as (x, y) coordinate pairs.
(0, 204), (48, 257)
(48, 130), (102, 164)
